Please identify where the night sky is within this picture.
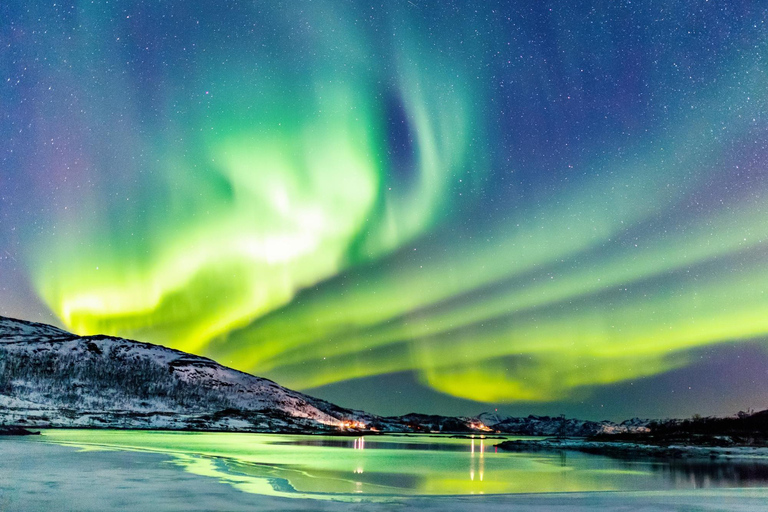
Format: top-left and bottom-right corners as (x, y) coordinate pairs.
(2, 1), (767, 420)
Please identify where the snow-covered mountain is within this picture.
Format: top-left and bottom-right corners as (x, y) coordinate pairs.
(0, 316), (376, 432)
(477, 412), (650, 436)
(0, 315), (652, 435)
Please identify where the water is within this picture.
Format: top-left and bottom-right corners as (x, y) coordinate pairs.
(14, 430), (768, 500)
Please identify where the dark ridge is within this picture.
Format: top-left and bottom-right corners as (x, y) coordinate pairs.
(589, 409), (768, 447)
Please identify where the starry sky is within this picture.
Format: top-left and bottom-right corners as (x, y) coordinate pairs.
(2, 1), (768, 420)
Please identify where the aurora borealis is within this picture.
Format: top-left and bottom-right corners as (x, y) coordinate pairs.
(2, 1), (768, 418)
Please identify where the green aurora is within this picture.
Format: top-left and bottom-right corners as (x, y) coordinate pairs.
(3, 0), (768, 416)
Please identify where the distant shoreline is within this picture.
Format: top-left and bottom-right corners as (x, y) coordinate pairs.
(0, 424), (511, 436)
(497, 438), (768, 460)
(7, 426), (768, 462)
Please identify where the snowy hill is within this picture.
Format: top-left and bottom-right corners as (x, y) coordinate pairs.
(0, 316), (375, 432)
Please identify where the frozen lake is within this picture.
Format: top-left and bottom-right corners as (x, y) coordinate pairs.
(2, 430), (768, 511)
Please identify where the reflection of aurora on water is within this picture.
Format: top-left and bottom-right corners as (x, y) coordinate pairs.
(3, 1), (768, 413)
(32, 431), (768, 498)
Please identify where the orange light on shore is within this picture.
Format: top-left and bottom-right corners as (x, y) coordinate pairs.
(338, 420), (367, 430)
(469, 421), (492, 432)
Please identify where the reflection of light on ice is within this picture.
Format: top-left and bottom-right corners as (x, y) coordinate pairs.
(353, 437), (365, 477)
(470, 436), (486, 481)
(480, 439), (484, 481)
(470, 438), (474, 480)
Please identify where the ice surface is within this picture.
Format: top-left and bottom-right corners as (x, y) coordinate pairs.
(1, 438), (767, 512)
